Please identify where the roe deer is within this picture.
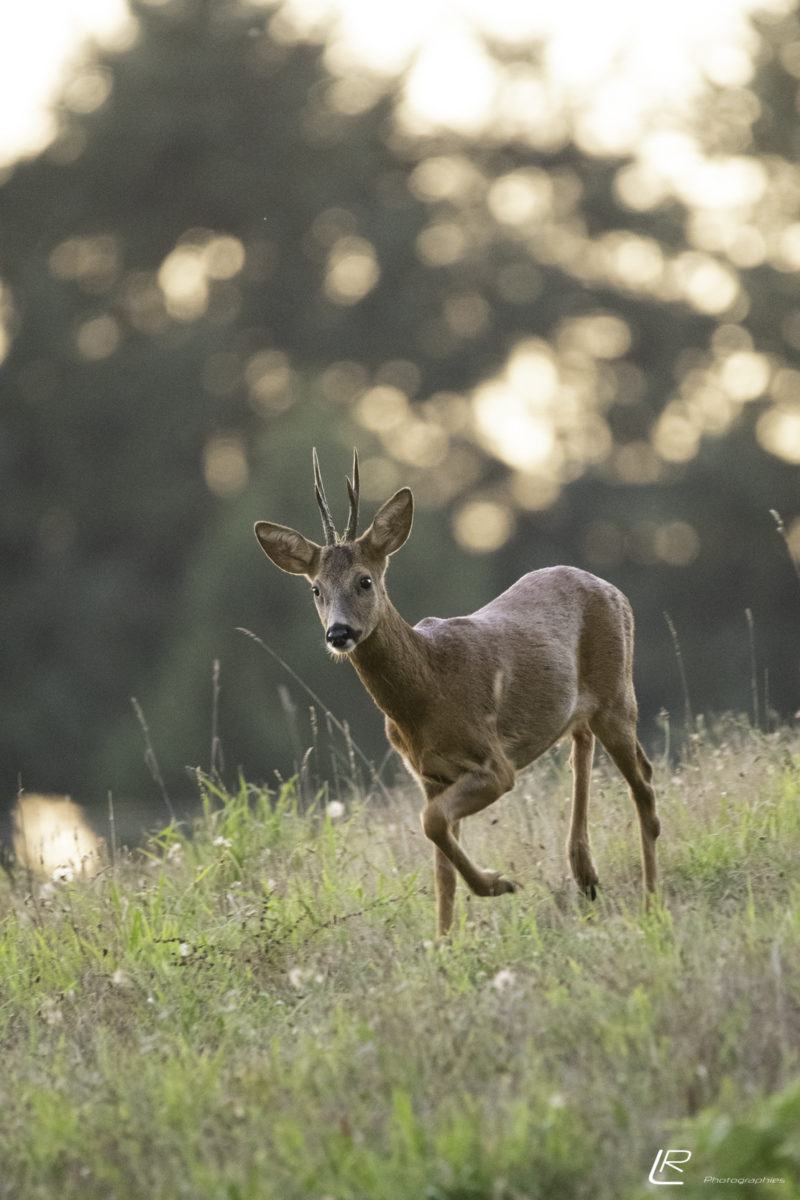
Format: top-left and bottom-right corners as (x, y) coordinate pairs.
(255, 450), (660, 936)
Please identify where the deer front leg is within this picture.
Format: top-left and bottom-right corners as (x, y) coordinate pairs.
(433, 821), (459, 937)
(421, 764), (517, 936)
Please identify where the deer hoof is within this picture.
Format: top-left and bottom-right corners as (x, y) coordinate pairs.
(581, 881), (599, 901)
(490, 872), (518, 896)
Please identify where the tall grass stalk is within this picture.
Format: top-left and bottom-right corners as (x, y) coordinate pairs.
(770, 507), (800, 592)
(210, 657), (224, 778)
(745, 607), (760, 729)
(663, 613), (696, 761)
(131, 696), (175, 822)
(237, 625), (391, 800)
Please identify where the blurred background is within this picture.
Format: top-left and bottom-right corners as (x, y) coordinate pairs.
(2, 0), (800, 836)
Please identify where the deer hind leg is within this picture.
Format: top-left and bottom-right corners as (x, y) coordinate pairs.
(591, 711), (660, 895)
(568, 727), (599, 899)
(421, 767), (517, 936)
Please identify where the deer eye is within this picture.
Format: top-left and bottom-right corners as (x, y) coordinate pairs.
(311, 585), (321, 598)
(359, 576), (372, 591)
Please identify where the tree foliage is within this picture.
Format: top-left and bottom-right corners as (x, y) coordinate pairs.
(1, 0), (799, 808)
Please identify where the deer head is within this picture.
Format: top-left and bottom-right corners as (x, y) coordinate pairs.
(254, 449), (413, 654)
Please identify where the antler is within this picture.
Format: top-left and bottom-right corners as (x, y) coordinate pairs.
(313, 447), (337, 546)
(312, 448), (360, 544)
(344, 448), (360, 542)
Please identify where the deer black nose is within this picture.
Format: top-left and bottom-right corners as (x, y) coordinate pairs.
(326, 623), (357, 650)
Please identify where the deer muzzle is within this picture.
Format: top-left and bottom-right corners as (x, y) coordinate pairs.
(325, 623), (360, 653)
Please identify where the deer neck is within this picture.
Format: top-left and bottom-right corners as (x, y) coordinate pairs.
(349, 600), (432, 728)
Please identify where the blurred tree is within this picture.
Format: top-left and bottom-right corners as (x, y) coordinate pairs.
(1, 0), (799, 813)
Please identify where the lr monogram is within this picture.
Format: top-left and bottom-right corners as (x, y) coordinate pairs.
(649, 1149), (692, 1185)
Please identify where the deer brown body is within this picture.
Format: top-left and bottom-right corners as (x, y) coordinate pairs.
(255, 450), (659, 936)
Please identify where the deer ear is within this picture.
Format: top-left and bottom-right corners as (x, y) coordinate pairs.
(361, 488), (413, 558)
(254, 522), (321, 577)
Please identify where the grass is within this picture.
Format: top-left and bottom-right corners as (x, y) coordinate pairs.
(1, 716), (799, 1199)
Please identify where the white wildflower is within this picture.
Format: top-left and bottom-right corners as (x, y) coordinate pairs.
(213, 836), (233, 848)
(288, 966), (310, 990)
(40, 998), (63, 1026)
(326, 800), (346, 821)
(179, 942), (191, 958)
(490, 967), (517, 992)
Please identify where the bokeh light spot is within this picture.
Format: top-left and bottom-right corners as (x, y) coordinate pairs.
(718, 350), (770, 402)
(675, 253), (740, 314)
(443, 291), (490, 339)
(487, 169), (552, 226)
(408, 155), (483, 202)
(612, 441), (662, 483)
(324, 235), (380, 304)
(320, 360), (370, 404)
(399, 27), (498, 135)
(653, 403), (701, 462)
(356, 385), (409, 432)
(0, 280), (15, 365)
(757, 406), (800, 464)
(786, 517), (800, 563)
(158, 246), (209, 320)
(453, 500), (515, 552)
(388, 419), (449, 468)
(654, 520), (700, 565)
(246, 350), (294, 413)
(415, 222), (468, 267)
(63, 66), (113, 114)
(75, 313), (120, 360)
(204, 235), (246, 280)
(157, 233), (245, 321)
(203, 433), (249, 497)
(50, 234), (121, 291)
(557, 312), (631, 359)
(13, 794), (101, 878)
(473, 383), (557, 471)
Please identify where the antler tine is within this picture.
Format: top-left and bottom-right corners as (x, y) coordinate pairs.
(344, 448), (360, 542)
(312, 447), (337, 546)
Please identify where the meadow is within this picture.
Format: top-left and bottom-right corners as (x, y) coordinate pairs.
(0, 715), (798, 1200)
